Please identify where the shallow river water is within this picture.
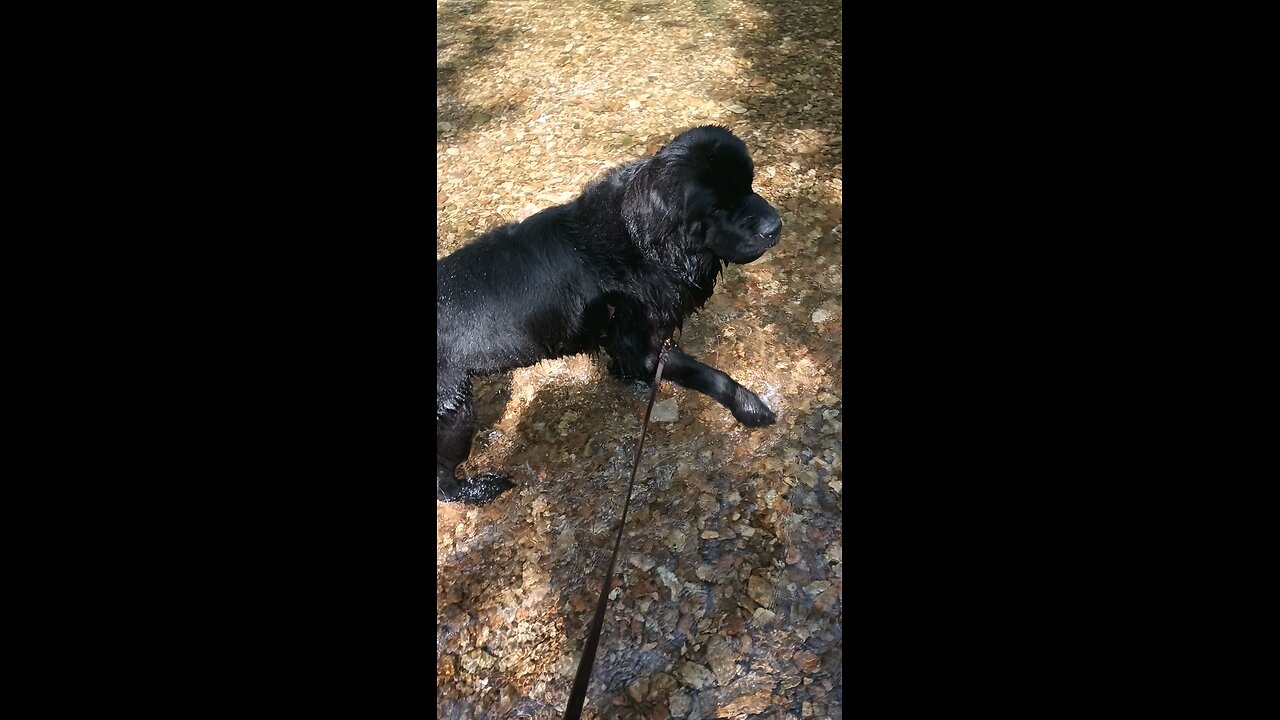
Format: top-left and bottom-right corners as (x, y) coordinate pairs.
(438, 1), (842, 717)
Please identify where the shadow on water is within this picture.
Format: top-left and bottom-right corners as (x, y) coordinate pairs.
(440, 243), (843, 717)
(437, 243), (845, 708)
(453, 346), (842, 716)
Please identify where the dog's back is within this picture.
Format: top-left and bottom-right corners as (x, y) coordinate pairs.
(436, 205), (614, 407)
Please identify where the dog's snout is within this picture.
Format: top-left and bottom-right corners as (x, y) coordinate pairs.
(757, 216), (782, 241)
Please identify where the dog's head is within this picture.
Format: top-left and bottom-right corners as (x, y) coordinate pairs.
(626, 126), (783, 267)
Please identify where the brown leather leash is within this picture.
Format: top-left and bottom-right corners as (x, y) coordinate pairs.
(563, 329), (679, 720)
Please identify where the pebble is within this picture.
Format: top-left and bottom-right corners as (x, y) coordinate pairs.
(705, 635), (738, 685)
(794, 649), (821, 673)
(713, 689), (774, 717)
(669, 690), (692, 718)
(460, 649), (495, 672)
(650, 398), (679, 422)
(814, 585), (839, 613)
(747, 575), (774, 607)
(629, 553), (656, 571)
(676, 661), (715, 689)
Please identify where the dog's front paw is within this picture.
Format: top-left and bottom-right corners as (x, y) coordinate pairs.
(732, 388), (777, 428)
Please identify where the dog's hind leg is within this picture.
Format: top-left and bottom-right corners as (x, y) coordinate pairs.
(436, 404), (469, 502)
(436, 380), (515, 504)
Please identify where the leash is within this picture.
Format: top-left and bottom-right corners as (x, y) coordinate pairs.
(563, 328), (679, 720)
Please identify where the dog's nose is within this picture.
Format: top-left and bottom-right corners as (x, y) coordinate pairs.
(757, 217), (782, 242)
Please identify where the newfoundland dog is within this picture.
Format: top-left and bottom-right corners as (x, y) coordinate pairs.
(438, 125), (782, 503)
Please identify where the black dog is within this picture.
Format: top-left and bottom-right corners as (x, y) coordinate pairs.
(437, 125), (782, 503)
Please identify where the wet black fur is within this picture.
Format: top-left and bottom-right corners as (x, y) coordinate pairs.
(437, 126), (782, 503)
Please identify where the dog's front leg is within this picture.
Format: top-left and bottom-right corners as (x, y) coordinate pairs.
(662, 348), (777, 427)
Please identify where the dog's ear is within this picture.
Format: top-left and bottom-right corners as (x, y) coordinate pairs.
(621, 161), (706, 268)
(624, 126), (754, 263)
(682, 180), (717, 218)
